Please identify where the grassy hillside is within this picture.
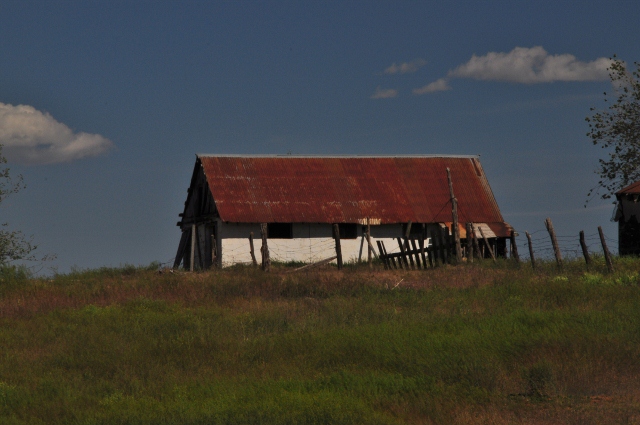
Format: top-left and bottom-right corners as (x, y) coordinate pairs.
(1, 258), (639, 424)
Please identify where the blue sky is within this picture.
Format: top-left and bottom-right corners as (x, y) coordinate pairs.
(1, 1), (639, 272)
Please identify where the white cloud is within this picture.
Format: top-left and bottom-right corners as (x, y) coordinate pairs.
(384, 59), (427, 75)
(370, 86), (398, 99)
(449, 46), (611, 83)
(412, 78), (452, 95)
(0, 102), (114, 165)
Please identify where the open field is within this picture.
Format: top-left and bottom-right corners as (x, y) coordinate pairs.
(1, 258), (640, 424)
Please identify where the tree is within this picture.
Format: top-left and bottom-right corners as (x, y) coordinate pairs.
(0, 144), (39, 264)
(586, 55), (640, 201)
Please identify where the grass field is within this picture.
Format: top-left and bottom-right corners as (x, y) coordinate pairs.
(1, 257), (639, 424)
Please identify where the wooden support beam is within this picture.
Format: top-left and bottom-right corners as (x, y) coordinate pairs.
(190, 224), (196, 272)
(211, 236), (217, 268)
(366, 219), (372, 268)
(579, 230), (591, 267)
(440, 227), (449, 264)
(447, 168), (463, 263)
(260, 223), (270, 272)
(470, 224), (482, 260)
(598, 226), (614, 273)
(249, 232), (257, 267)
(431, 230), (442, 267)
(478, 227), (496, 262)
(465, 223), (473, 263)
(544, 217), (563, 268)
(333, 224), (343, 270)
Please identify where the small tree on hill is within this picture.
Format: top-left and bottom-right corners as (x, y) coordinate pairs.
(0, 145), (39, 264)
(586, 55), (640, 201)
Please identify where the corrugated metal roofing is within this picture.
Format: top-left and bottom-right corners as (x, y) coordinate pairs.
(617, 180), (640, 195)
(197, 155), (509, 231)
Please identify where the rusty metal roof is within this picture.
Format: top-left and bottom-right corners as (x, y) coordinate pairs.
(197, 154), (507, 228)
(617, 180), (640, 195)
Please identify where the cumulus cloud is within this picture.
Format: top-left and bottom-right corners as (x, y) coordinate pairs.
(0, 102), (114, 165)
(370, 86), (398, 99)
(412, 78), (451, 95)
(449, 46), (611, 83)
(384, 59), (427, 75)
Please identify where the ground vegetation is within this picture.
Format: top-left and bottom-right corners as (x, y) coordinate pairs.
(0, 259), (639, 424)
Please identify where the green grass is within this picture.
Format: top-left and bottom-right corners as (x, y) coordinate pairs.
(1, 258), (640, 424)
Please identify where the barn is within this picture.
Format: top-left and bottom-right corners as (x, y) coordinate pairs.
(173, 155), (513, 269)
(614, 180), (640, 256)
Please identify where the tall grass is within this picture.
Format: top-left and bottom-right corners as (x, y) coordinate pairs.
(0, 259), (639, 424)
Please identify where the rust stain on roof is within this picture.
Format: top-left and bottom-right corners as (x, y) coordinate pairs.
(198, 155), (508, 230)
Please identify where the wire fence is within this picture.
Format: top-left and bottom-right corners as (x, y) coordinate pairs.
(512, 228), (617, 261)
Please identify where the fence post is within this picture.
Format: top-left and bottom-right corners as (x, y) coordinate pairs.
(376, 241), (389, 269)
(545, 217), (563, 268)
(260, 223), (270, 272)
(510, 230), (520, 263)
(579, 230), (591, 268)
(525, 231), (536, 269)
(333, 224), (343, 270)
(598, 226), (614, 273)
(397, 237), (412, 269)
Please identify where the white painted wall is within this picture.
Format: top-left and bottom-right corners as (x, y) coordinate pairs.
(217, 222), (412, 267)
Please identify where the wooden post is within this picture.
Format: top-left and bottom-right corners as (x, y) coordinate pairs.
(333, 224), (343, 270)
(447, 168), (463, 263)
(470, 224), (482, 260)
(418, 237), (428, 268)
(365, 234), (379, 260)
(366, 218), (372, 268)
(465, 223), (473, 263)
(358, 235), (365, 263)
(379, 241), (396, 269)
(579, 230), (591, 267)
(403, 221), (415, 267)
(260, 223), (270, 272)
(510, 230), (520, 263)
(544, 217), (563, 268)
(440, 227), (450, 264)
(478, 227), (496, 262)
(190, 224), (196, 272)
(397, 238), (410, 269)
(376, 241), (389, 269)
(598, 226), (614, 273)
(410, 239), (422, 269)
(430, 231), (439, 266)
(211, 236), (217, 268)
(249, 232), (258, 267)
(525, 231), (536, 269)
